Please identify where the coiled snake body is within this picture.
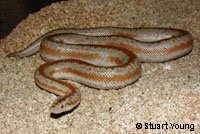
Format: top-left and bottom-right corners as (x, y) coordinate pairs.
(7, 28), (193, 114)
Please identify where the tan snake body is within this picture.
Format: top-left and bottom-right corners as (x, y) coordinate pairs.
(7, 27), (193, 114)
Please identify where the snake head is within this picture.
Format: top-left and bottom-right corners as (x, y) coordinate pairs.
(49, 92), (81, 114)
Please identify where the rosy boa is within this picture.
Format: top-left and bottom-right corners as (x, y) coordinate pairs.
(7, 27), (193, 114)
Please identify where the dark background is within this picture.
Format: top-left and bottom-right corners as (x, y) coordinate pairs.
(0, 0), (64, 39)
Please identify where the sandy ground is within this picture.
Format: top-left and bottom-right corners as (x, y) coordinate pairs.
(0, 0), (199, 133)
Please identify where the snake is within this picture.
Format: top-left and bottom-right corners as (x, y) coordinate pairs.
(6, 27), (193, 114)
